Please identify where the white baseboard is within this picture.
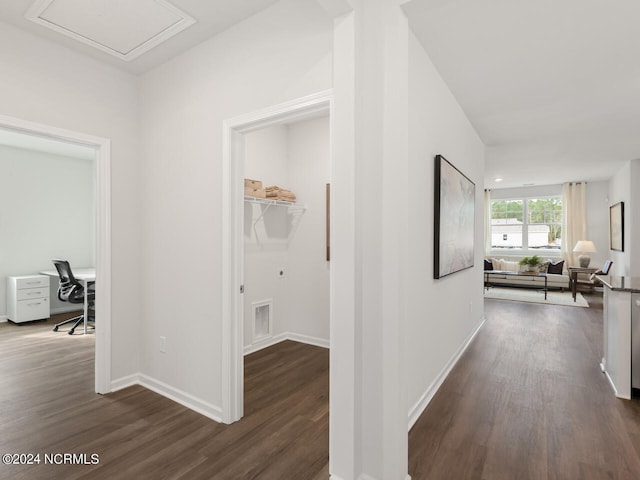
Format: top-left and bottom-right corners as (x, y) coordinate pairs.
(110, 373), (223, 423)
(107, 333), (327, 427)
(286, 332), (330, 349)
(408, 317), (486, 430)
(110, 373), (138, 392)
(331, 474), (409, 480)
(0, 315), (7, 323)
(244, 332), (329, 355)
(138, 374), (223, 422)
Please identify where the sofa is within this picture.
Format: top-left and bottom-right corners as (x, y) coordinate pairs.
(484, 257), (570, 290)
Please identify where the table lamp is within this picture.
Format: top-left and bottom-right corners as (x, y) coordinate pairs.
(573, 240), (596, 268)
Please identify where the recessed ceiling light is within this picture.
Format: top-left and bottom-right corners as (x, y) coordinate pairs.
(494, 178), (503, 182)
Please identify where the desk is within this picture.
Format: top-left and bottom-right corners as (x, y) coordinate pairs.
(40, 268), (95, 334)
(568, 267), (597, 302)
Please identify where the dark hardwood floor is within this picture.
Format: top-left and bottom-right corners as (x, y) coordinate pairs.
(409, 293), (640, 480)
(0, 314), (329, 480)
(2, 293), (639, 480)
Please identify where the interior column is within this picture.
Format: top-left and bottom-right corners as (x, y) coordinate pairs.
(330, 0), (410, 479)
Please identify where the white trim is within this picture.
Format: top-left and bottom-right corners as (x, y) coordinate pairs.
(0, 113), (112, 395)
(603, 370), (626, 398)
(353, 474), (412, 480)
(221, 90), (333, 424)
(243, 332), (330, 356)
(0, 315), (7, 323)
(285, 332), (330, 349)
(139, 374), (223, 422)
(221, 112), (244, 424)
(94, 136), (112, 394)
(110, 374), (139, 392)
(110, 374), (223, 422)
(407, 318), (486, 430)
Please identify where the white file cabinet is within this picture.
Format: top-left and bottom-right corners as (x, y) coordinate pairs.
(6, 275), (50, 323)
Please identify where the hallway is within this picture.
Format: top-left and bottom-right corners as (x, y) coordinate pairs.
(409, 294), (640, 479)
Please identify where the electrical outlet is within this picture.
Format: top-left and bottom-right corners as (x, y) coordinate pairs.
(160, 336), (166, 353)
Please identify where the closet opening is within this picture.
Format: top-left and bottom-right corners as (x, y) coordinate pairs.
(221, 91), (332, 427)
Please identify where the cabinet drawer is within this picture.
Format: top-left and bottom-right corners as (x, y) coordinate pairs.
(15, 276), (49, 289)
(16, 287), (49, 301)
(14, 298), (49, 322)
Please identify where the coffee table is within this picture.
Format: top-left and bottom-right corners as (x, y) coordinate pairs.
(484, 270), (548, 300)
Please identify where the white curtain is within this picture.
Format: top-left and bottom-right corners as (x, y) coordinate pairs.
(562, 182), (587, 266)
(484, 189), (492, 257)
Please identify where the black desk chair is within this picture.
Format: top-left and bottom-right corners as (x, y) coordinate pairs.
(51, 259), (95, 335)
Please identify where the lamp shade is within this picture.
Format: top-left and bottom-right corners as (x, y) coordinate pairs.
(573, 240), (596, 253)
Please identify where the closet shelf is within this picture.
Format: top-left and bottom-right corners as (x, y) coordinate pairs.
(244, 196), (307, 213)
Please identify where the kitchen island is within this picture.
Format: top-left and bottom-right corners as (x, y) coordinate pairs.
(597, 275), (640, 399)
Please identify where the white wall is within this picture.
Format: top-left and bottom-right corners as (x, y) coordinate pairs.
(631, 161), (640, 276)
(609, 162), (632, 275)
(406, 30), (485, 422)
(243, 124), (290, 348)
(138, 0), (332, 415)
(0, 145), (95, 319)
(585, 180), (610, 269)
(243, 116), (330, 352)
(0, 22), (141, 379)
(283, 116), (331, 342)
(608, 159), (640, 276)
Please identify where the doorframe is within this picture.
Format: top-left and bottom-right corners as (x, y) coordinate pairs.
(221, 90), (333, 423)
(0, 114), (112, 394)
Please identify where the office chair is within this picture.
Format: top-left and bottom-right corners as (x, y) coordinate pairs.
(51, 259), (95, 335)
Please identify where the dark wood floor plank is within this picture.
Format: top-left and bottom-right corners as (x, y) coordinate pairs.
(0, 315), (329, 480)
(409, 293), (640, 480)
(4, 293), (639, 480)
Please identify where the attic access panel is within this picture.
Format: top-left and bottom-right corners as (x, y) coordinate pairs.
(25, 0), (195, 61)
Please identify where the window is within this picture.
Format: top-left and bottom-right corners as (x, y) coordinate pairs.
(491, 196), (562, 251)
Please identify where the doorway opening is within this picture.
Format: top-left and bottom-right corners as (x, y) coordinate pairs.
(221, 90), (332, 423)
(0, 114), (112, 393)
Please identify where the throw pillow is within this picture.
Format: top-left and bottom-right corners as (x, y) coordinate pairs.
(547, 259), (564, 274)
(502, 260), (520, 272)
(538, 261), (550, 273)
(484, 259), (493, 271)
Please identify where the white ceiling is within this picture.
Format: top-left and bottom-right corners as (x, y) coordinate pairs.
(0, 1), (637, 190)
(404, 0), (640, 189)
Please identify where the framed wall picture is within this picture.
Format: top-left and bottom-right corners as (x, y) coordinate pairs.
(609, 201), (624, 252)
(434, 155), (475, 279)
